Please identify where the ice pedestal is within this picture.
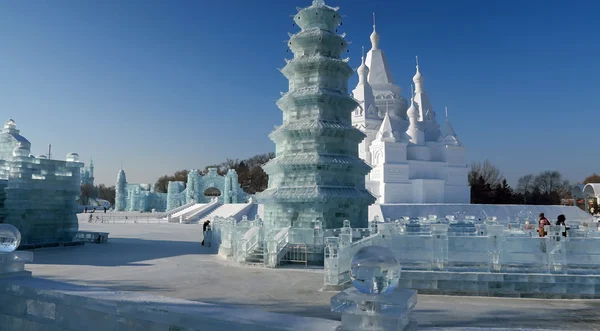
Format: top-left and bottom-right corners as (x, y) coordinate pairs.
(332, 246), (417, 330)
(0, 251), (33, 276)
(331, 287), (417, 331)
(0, 224), (32, 277)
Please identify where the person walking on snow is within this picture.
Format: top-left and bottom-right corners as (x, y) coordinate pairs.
(201, 220), (211, 246)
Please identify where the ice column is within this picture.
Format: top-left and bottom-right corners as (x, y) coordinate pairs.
(369, 216), (379, 236)
(340, 220), (353, 247)
(546, 225), (567, 273)
(324, 237), (341, 288)
(314, 219), (324, 246)
(431, 224), (448, 271)
(486, 224), (505, 272)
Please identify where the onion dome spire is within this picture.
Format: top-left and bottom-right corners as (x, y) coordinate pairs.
(357, 46), (369, 84)
(370, 13), (380, 50)
(413, 56), (424, 93)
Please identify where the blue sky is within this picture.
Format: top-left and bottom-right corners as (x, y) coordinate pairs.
(0, 0), (598, 186)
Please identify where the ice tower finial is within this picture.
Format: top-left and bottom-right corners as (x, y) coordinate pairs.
(370, 13), (380, 50)
(445, 106), (448, 119)
(357, 46), (369, 84)
(312, 0), (325, 6)
(413, 56), (424, 93)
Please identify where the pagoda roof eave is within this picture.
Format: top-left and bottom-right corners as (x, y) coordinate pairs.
(257, 187), (374, 203)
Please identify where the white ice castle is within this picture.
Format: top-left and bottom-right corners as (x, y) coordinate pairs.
(351, 17), (470, 204)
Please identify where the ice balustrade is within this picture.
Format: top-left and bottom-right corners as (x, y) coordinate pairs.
(234, 225), (262, 264)
(266, 227), (290, 268)
(324, 219), (600, 288)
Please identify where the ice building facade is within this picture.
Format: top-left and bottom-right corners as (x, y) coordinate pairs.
(351, 19), (470, 204)
(115, 168), (248, 212)
(0, 119), (82, 245)
(257, 0), (375, 233)
(166, 168), (248, 210)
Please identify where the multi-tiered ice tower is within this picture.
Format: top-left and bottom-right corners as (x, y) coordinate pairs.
(258, 0), (375, 231)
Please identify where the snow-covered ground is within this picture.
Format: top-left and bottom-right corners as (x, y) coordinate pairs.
(26, 221), (600, 330)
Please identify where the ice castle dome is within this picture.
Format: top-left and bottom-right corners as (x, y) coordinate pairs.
(413, 65), (423, 84)
(13, 145), (30, 157)
(66, 153), (80, 162)
(4, 119), (16, 129)
(406, 99), (418, 120)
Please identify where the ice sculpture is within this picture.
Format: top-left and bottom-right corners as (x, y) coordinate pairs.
(116, 167), (249, 212)
(350, 246), (400, 294)
(257, 0), (375, 233)
(0, 119), (82, 245)
(0, 224), (20, 252)
(332, 245), (417, 331)
(0, 224), (33, 275)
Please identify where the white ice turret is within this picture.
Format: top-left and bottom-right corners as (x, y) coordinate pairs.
(370, 13), (380, 51)
(412, 57), (436, 123)
(357, 47), (369, 84)
(375, 111), (403, 142)
(365, 13), (394, 86)
(413, 59), (424, 93)
(352, 47), (376, 117)
(406, 98), (424, 145)
(440, 107), (461, 146)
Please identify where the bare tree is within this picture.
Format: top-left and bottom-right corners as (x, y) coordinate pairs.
(584, 173), (600, 184)
(516, 174), (535, 194)
(534, 171), (569, 197)
(469, 160), (503, 187)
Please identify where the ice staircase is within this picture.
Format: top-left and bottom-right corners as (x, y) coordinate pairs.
(159, 201), (196, 219)
(168, 202), (210, 221)
(244, 242), (265, 265)
(184, 199), (222, 223)
(199, 202), (256, 223)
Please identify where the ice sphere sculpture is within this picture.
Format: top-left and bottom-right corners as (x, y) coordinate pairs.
(350, 246), (400, 295)
(0, 224), (21, 252)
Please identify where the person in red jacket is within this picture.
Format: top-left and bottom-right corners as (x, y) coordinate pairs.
(538, 213), (551, 237)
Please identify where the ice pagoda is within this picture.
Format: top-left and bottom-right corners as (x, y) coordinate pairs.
(257, 0), (375, 231)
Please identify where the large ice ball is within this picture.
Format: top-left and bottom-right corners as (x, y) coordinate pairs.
(350, 246), (400, 295)
(0, 224), (21, 253)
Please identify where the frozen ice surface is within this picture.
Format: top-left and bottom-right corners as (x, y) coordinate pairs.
(350, 246), (399, 295)
(0, 224), (20, 252)
(23, 221), (600, 329)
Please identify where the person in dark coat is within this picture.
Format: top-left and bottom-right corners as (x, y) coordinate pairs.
(556, 214), (570, 237)
(201, 220), (211, 246)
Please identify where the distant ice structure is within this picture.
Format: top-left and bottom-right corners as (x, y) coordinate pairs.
(0, 119), (82, 246)
(115, 167), (249, 212)
(351, 17), (470, 204)
(257, 0), (375, 234)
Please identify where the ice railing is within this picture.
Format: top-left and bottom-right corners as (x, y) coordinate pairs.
(234, 224), (263, 264)
(266, 227), (290, 268)
(324, 216), (600, 288)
